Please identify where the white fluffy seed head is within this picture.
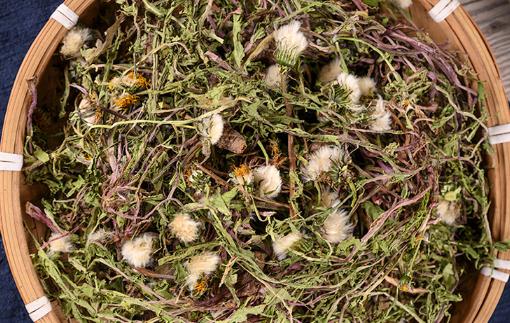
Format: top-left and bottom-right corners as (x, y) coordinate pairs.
(170, 213), (200, 243)
(273, 20), (308, 66)
(301, 146), (344, 182)
(350, 104), (367, 114)
(392, 0), (413, 9)
(264, 64), (284, 88)
(436, 199), (460, 225)
(185, 252), (221, 289)
(358, 77), (376, 96)
(272, 232), (302, 260)
(337, 72), (362, 104)
(370, 96), (392, 132)
(60, 27), (92, 58)
(320, 188), (341, 208)
(323, 210), (353, 243)
(200, 114), (224, 145)
(87, 228), (111, 245)
(48, 232), (74, 255)
(253, 165), (282, 198)
(78, 98), (97, 125)
(121, 233), (155, 268)
(318, 58), (343, 84)
(370, 113), (392, 132)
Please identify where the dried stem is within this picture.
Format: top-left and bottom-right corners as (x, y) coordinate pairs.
(281, 69), (297, 218)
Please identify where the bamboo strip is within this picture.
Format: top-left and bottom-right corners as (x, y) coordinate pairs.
(0, 1), (96, 322)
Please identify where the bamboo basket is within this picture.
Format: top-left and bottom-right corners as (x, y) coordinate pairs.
(0, 0), (508, 322)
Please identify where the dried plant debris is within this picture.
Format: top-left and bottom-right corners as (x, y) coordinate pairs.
(23, 0), (503, 322)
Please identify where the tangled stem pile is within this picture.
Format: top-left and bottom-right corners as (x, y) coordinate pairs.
(24, 0), (498, 322)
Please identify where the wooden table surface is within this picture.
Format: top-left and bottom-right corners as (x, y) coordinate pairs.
(461, 0), (510, 98)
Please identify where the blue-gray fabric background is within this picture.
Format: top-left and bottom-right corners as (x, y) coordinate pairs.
(0, 0), (509, 322)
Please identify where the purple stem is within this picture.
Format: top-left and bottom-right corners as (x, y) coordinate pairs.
(25, 202), (62, 234)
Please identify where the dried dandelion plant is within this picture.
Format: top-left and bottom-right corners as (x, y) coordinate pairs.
(23, 0), (503, 322)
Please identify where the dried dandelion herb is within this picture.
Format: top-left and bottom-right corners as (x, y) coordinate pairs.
(23, 0), (500, 322)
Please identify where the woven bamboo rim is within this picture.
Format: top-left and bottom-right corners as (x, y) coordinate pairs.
(0, 0), (508, 322)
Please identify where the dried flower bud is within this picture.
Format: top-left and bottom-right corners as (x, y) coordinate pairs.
(87, 228), (112, 245)
(264, 64), (284, 88)
(121, 233), (156, 268)
(60, 27), (92, 58)
(369, 96), (392, 132)
(114, 94), (139, 110)
(272, 232), (302, 259)
(170, 214), (200, 243)
(78, 98), (98, 125)
(321, 188), (341, 208)
(337, 72), (362, 104)
(323, 210), (353, 243)
(274, 20), (308, 67)
(48, 232), (74, 255)
(302, 146), (345, 182)
(253, 165), (282, 198)
(185, 252), (221, 290)
(318, 58), (343, 84)
(109, 72), (150, 89)
(233, 164), (253, 186)
(436, 199), (460, 225)
(358, 77), (376, 96)
(199, 114), (224, 145)
(216, 124), (247, 154)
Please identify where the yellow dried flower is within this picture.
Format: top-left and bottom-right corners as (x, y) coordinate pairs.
(233, 164), (253, 186)
(114, 94), (139, 109)
(270, 140), (287, 166)
(127, 71), (150, 88)
(94, 109), (103, 121)
(184, 167), (193, 183)
(109, 72), (150, 90)
(185, 252), (221, 290)
(270, 140), (280, 158)
(233, 164), (250, 178)
(194, 277), (208, 294)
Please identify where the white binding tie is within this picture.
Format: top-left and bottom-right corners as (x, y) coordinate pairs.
(25, 296), (52, 322)
(0, 152), (23, 171)
(481, 258), (510, 283)
(428, 0), (460, 23)
(50, 3), (79, 30)
(488, 124), (510, 145)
